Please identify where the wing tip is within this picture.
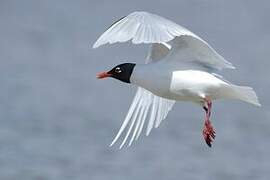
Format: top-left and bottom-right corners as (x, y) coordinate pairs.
(222, 64), (236, 70)
(108, 89), (175, 149)
(225, 62), (236, 69)
(109, 142), (114, 147)
(146, 129), (151, 136)
(92, 41), (102, 49)
(92, 43), (98, 49)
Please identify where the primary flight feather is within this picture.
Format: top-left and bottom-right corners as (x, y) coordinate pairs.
(93, 11), (260, 148)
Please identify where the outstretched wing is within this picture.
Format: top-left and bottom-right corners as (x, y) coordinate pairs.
(110, 87), (175, 149)
(111, 42), (173, 148)
(93, 11), (196, 48)
(93, 11), (234, 70)
(165, 36), (235, 70)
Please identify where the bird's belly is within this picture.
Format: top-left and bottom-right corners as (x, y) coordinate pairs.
(146, 70), (226, 102)
(168, 70), (226, 101)
(132, 74), (213, 102)
(149, 86), (203, 102)
(131, 65), (227, 102)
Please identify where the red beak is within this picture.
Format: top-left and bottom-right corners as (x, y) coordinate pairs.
(96, 71), (112, 79)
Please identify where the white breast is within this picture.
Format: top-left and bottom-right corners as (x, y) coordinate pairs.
(130, 63), (172, 97)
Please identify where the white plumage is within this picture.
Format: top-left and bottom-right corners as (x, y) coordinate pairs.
(94, 11), (260, 148)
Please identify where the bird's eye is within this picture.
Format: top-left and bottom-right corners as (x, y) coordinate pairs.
(115, 67), (122, 73)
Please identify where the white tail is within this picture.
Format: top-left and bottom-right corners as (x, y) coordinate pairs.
(225, 85), (261, 106)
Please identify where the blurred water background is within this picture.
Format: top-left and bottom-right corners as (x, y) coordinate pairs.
(0, 0), (269, 179)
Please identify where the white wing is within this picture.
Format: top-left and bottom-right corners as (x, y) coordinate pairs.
(93, 11), (196, 48)
(110, 87), (175, 149)
(93, 11), (234, 70)
(146, 42), (171, 63)
(165, 36), (235, 70)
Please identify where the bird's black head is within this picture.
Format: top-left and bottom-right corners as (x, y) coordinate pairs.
(97, 63), (136, 83)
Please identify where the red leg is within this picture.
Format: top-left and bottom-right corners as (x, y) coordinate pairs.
(202, 98), (216, 147)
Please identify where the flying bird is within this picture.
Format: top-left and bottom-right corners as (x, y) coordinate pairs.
(93, 11), (260, 148)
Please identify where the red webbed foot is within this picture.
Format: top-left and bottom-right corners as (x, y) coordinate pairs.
(202, 119), (216, 147)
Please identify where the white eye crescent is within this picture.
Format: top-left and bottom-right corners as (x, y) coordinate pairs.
(115, 67), (122, 73)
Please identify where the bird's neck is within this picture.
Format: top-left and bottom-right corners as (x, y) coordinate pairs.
(130, 63), (170, 95)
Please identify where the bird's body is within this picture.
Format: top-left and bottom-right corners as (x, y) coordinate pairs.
(94, 11), (260, 148)
(131, 61), (227, 103)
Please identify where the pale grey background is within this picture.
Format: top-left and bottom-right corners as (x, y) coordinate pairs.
(0, 0), (269, 179)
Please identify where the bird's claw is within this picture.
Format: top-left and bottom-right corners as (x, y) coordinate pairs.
(202, 120), (216, 147)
